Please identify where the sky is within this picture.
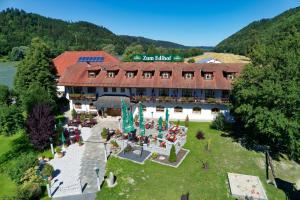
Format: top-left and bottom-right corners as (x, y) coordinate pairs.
(1, 0), (300, 46)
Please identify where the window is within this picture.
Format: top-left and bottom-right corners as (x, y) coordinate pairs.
(156, 105), (164, 112)
(121, 88), (125, 93)
(159, 88), (169, 96)
(174, 106), (183, 112)
(227, 74), (234, 80)
(112, 88), (117, 93)
(103, 87), (108, 92)
(182, 89), (193, 97)
(204, 73), (213, 80)
(144, 72), (152, 79)
(136, 88), (146, 96)
(193, 107), (201, 113)
(211, 108), (220, 114)
(222, 90), (229, 98)
(161, 72), (171, 79)
(205, 90), (215, 98)
(183, 72), (194, 79)
(108, 71), (115, 78)
(74, 103), (82, 109)
(73, 87), (82, 94)
(126, 72), (135, 78)
(87, 87), (96, 93)
(88, 71), (96, 78)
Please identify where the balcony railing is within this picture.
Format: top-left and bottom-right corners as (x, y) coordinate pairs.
(69, 93), (97, 100)
(130, 96), (229, 104)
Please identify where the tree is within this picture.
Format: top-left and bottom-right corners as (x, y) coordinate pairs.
(20, 83), (55, 113)
(0, 105), (24, 136)
(169, 144), (177, 162)
(14, 37), (57, 106)
(210, 113), (226, 131)
(231, 30), (300, 160)
(102, 44), (116, 56)
(185, 115), (189, 127)
(0, 84), (10, 106)
(122, 44), (144, 61)
(9, 46), (29, 61)
(26, 103), (55, 151)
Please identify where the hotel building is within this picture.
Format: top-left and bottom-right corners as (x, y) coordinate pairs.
(54, 51), (245, 121)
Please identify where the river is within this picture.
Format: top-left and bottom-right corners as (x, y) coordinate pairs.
(0, 62), (17, 88)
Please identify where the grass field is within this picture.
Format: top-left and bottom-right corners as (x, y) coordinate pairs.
(185, 52), (250, 63)
(0, 134), (20, 198)
(97, 122), (298, 200)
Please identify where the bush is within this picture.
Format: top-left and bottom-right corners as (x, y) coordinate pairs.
(0, 152), (38, 184)
(41, 163), (54, 178)
(39, 150), (53, 160)
(71, 109), (77, 119)
(196, 131), (205, 140)
(0, 105), (24, 136)
(169, 145), (177, 163)
(151, 152), (158, 159)
(101, 128), (108, 139)
(124, 144), (133, 153)
(55, 147), (62, 153)
(110, 140), (119, 147)
(16, 182), (42, 200)
(210, 113), (226, 131)
(187, 58), (195, 63)
(20, 167), (44, 185)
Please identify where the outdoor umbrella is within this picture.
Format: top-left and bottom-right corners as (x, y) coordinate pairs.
(139, 102), (145, 136)
(158, 116), (163, 139)
(61, 132), (66, 145)
(165, 108), (169, 130)
(121, 99), (128, 132)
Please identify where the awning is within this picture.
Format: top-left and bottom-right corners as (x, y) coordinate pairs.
(93, 95), (130, 109)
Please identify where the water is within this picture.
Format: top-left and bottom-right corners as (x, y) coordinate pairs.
(0, 62), (17, 88)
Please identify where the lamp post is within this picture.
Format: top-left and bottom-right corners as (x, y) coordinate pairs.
(94, 167), (100, 191)
(49, 137), (54, 155)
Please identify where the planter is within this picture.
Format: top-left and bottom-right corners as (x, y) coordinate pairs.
(56, 152), (63, 158)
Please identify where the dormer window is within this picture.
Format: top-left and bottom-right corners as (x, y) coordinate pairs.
(108, 71), (115, 78)
(143, 71), (153, 79)
(183, 72), (194, 79)
(223, 71), (235, 80)
(88, 70), (100, 78)
(204, 73), (213, 80)
(161, 72), (171, 79)
(227, 74), (234, 80)
(126, 72), (135, 78)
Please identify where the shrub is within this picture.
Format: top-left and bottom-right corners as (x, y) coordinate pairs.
(169, 145), (177, 163)
(71, 109), (77, 120)
(16, 182), (42, 200)
(185, 115), (189, 127)
(41, 163), (54, 178)
(124, 144), (133, 153)
(101, 128), (108, 139)
(196, 131), (205, 140)
(0, 152), (38, 184)
(110, 140), (119, 147)
(39, 150), (53, 160)
(151, 152), (158, 159)
(55, 147), (62, 153)
(0, 105), (24, 136)
(210, 113), (226, 131)
(20, 167), (44, 185)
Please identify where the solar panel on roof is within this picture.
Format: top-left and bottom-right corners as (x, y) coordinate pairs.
(78, 56), (104, 62)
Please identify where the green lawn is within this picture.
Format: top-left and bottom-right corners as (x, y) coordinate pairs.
(0, 134), (20, 197)
(97, 122), (296, 200)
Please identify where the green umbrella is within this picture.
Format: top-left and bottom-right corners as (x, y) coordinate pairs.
(128, 111), (135, 132)
(121, 99), (128, 132)
(158, 116), (163, 139)
(61, 132), (66, 145)
(165, 108), (169, 130)
(139, 103), (145, 136)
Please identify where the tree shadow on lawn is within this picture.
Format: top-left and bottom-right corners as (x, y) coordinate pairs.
(275, 178), (300, 200)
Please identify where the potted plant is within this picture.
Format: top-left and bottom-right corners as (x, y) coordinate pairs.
(41, 163), (54, 181)
(55, 147), (63, 158)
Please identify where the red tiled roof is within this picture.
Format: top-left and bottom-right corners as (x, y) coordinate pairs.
(58, 62), (245, 90)
(53, 51), (120, 76)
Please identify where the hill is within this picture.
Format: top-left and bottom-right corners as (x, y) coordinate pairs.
(184, 52), (250, 63)
(0, 8), (192, 56)
(215, 6), (300, 55)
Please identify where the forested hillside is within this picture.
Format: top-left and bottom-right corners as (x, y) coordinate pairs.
(0, 8), (190, 57)
(215, 6), (300, 55)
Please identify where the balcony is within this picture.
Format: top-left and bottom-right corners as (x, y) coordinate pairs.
(130, 96), (229, 104)
(69, 93), (97, 100)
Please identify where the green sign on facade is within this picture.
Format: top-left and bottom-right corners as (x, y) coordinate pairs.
(132, 54), (183, 62)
